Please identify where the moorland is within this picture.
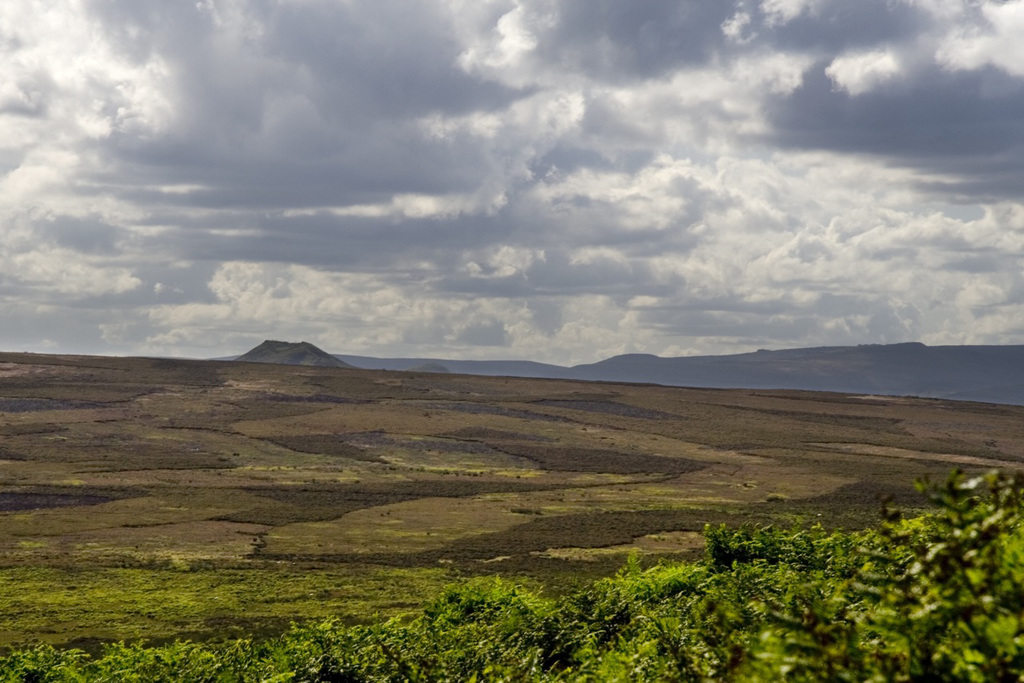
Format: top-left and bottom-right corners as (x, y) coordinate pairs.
(1, 350), (1023, 651)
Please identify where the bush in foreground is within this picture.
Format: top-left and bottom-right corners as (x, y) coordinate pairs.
(3, 471), (1023, 681)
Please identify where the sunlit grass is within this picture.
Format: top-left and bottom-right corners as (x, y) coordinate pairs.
(0, 565), (454, 648)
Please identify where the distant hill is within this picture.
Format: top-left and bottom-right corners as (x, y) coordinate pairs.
(236, 340), (353, 368)
(564, 343), (1024, 404)
(335, 355), (568, 378)
(405, 362), (452, 373)
(337, 343), (1024, 406)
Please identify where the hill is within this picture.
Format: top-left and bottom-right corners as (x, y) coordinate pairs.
(236, 340), (353, 368)
(405, 362), (452, 373)
(566, 343), (1024, 403)
(339, 343), (1024, 405)
(335, 354), (567, 378)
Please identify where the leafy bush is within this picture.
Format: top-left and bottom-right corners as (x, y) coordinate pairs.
(748, 471), (1024, 682)
(704, 521), (858, 573)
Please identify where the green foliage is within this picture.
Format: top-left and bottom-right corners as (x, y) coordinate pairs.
(704, 521), (858, 573)
(748, 470), (1024, 682)
(3, 470), (1023, 681)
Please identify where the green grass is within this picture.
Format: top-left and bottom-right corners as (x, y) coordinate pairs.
(0, 564), (455, 650)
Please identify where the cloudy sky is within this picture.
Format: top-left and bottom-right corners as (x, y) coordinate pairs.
(3, 0), (1024, 363)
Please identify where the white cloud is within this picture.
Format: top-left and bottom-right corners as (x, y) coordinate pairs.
(760, 0), (822, 26)
(722, 10), (756, 44)
(955, 280), (1007, 309)
(455, 0), (559, 87)
(0, 244), (141, 297)
(826, 49), (902, 95)
(936, 1), (1024, 76)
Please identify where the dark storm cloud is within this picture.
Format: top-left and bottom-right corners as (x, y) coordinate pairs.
(86, 0), (530, 213)
(182, 212), (515, 268)
(436, 248), (675, 300)
(456, 319), (508, 346)
(36, 216), (122, 255)
(735, 0), (1024, 201)
(264, 2), (525, 118)
(765, 64), (1024, 199)
(535, 1), (737, 80)
(62, 0), (1024, 229)
(943, 253), (1008, 275)
(765, 0), (928, 53)
(100, 131), (492, 210)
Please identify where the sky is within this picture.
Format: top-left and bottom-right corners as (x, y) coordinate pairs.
(3, 0), (1024, 364)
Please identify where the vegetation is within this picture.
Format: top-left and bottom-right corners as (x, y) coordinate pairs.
(2, 350), (1024, 665)
(2, 470), (1022, 681)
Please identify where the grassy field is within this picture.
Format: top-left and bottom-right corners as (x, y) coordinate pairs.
(1, 351), (1022, 650)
